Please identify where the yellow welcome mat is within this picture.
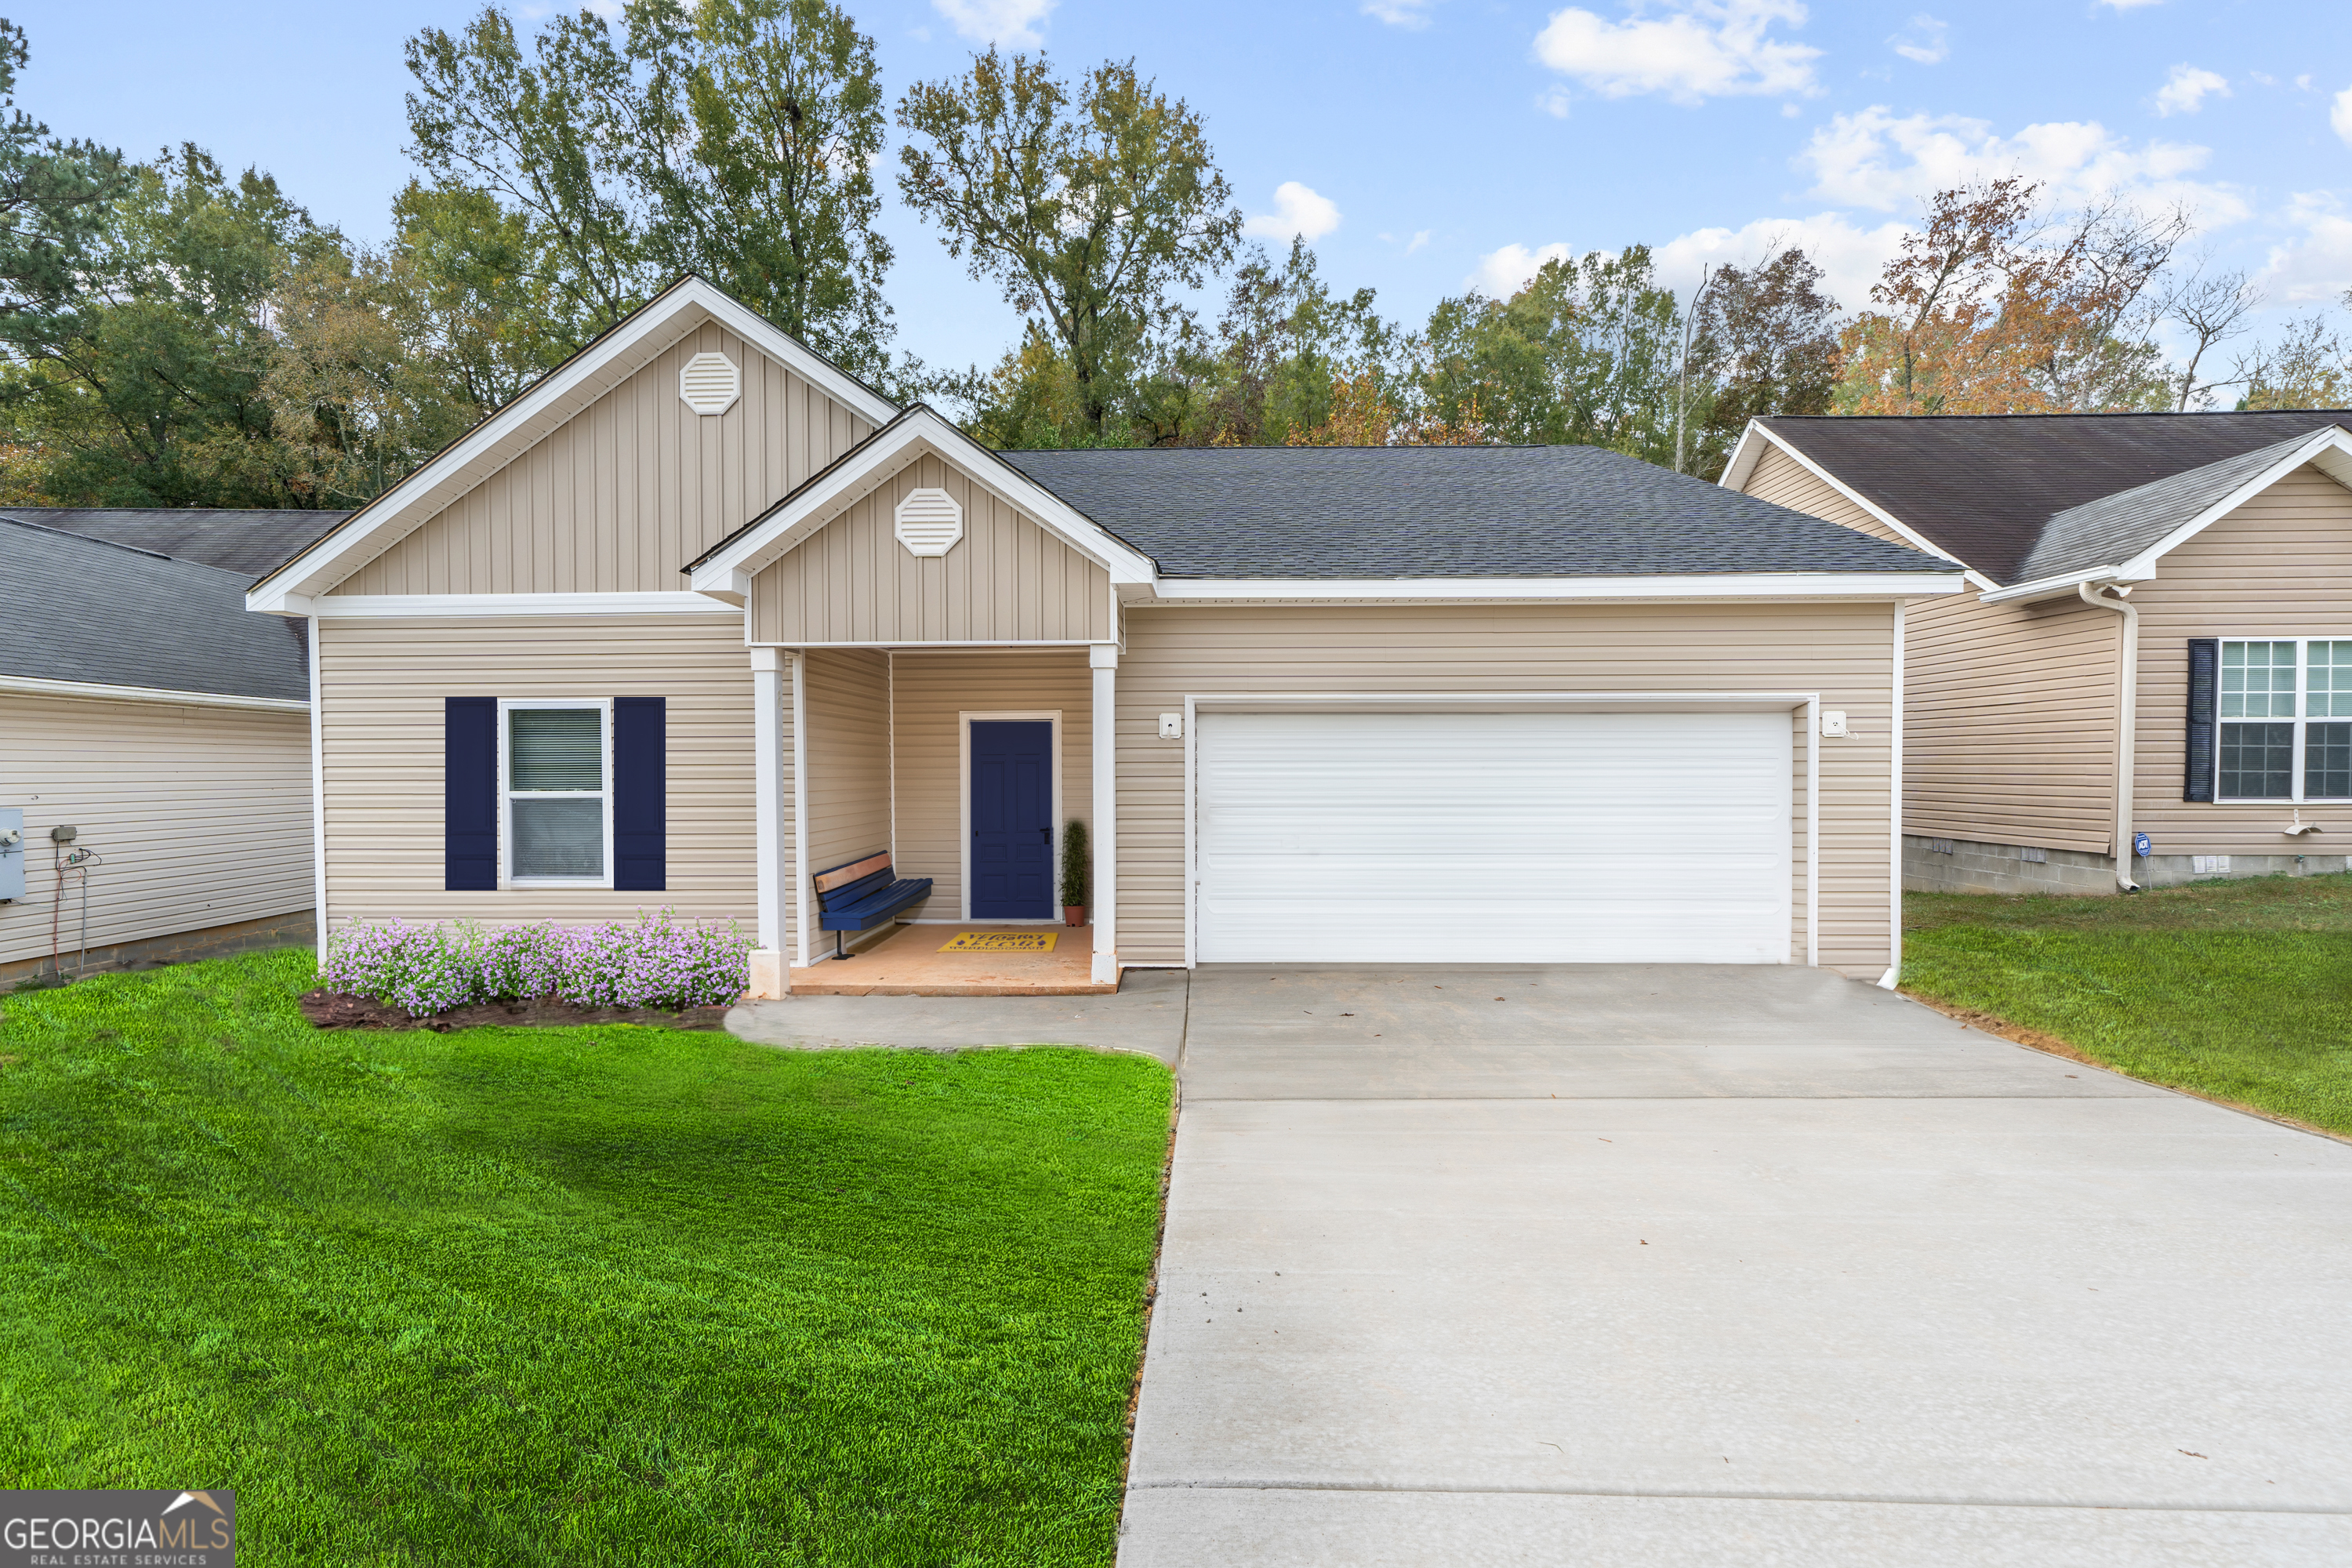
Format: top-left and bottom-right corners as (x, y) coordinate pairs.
(938, 931), (1058, 952)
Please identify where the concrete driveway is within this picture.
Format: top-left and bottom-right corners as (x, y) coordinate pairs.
(1118, 965), (2352, 1566)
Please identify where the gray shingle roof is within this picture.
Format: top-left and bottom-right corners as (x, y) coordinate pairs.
(0, 506), (350, 578)
(999, 443), (1948, 578)
(2013, 434), (2320, 583)
(1, 517), (310, 702)
(1755, 410), (2352, 584)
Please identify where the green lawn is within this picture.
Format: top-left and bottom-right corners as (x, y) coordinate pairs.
(0, 949), (1172, 1565)
(1901, 873), (2352, 1136)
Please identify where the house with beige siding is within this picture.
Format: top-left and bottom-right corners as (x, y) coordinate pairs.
(247, 278), (1962, 993)
(1722, 411), (2352, 895)
(2, 509), (340, 982)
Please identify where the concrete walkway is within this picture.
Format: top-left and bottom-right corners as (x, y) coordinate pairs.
(726, 966), (1187, 1065)
(1119, 964), (2352, 1566)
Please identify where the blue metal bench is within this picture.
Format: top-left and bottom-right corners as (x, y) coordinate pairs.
(813, 851), (933, 960)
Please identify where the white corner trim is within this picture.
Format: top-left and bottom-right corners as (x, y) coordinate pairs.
(246, 276), (898, 612)
(0, 673), (311, 713)
(1142, 572), (1966, 602)
(688, 407), (1157, 590)
(308, 592), (742, 618)
(309, 614), (328, 963)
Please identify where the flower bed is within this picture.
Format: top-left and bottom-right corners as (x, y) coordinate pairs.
(320, 911), (751, 1018)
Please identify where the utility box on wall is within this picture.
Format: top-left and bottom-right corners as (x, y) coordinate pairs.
(0, 808), (23, 903)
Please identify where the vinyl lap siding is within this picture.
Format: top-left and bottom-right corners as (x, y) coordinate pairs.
(887, 649), (1093, 920)
(330, 323), (873, 596)
(798, 649), (891, 953)
(2132, 466), (2352, 852)
(0, 693), (312, 964)
(1113, 603), (1896, 980)
(317, 615), (755, 932)
(752, 453), (1112, 644)
(1744, 443), (1919, 550)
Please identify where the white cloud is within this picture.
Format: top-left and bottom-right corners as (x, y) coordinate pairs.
(1889, 14), (1947, 66)
(1243, 182), (1342, 243)
(1407, 230), (1433, 255)
(2259, 193), (2352, 304)
(1654, 212), (1913, 314)
(2333, 85), (2352, 147)
(931, 0), (1054, 48)
(1472, 241), (1573, 296)
(1363, 0), (1438, 27)
(1532, 0), (1821, 106)
(2153, 65), (2230, 117)
(1538, 86), (1573, 118)
(1797, 106), (2247, 226)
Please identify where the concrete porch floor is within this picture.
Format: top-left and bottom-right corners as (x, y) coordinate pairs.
(788, 922), (1115, 996)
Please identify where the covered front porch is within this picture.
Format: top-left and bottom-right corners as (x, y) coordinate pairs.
(746, 643), (1122, 997)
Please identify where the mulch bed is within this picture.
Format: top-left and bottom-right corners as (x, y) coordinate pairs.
(299, 989), (731, 1033)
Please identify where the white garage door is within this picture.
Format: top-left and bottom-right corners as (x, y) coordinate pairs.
(1195, 710), (1793, 964)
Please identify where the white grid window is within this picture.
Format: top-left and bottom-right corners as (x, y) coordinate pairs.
(2216, 641), (2352, 803)
(501, 700), (612, 885)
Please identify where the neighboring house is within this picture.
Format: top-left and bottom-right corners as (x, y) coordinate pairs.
(245, 277), (1962, 993)
(0, 508), (344, 982)
(1722, 412), (2352, 894)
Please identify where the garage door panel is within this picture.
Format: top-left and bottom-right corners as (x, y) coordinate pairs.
(1196, 711), (1791, 964)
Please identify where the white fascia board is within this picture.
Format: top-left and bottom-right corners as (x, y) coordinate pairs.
(1976, 568), (2133, 605)
(309, 592), (742, 618)
(1722, 424), (1996, 591)
(2109, 426), (2352, 581)
(1142, 571), (1966, 603)
(689, 407), (1157, 590)
(247, 278), (900, 614)
(0, 673), (311, 712)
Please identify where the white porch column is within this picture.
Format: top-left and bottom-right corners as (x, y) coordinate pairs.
(748, 648), (787, 999)
(1090, 642), (1119, 985)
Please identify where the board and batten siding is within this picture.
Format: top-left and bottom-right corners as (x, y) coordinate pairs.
(0, 693), (313, 966)
(1112, 603), (1896, 979)
(752, 453), (1113, 644)
(887, 649), (1093, 921)
(2132, 464), (2352, 853)
(316, 615), (756, 932)
(1735, 439), (2122, 856)
(795, 648), (890, 954)
(329, 322), (873, 596)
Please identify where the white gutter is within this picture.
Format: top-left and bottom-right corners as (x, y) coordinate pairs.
(2078, 581), (2141, 893)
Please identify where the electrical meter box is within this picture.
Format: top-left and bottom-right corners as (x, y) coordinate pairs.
(0, 808), (23, 902)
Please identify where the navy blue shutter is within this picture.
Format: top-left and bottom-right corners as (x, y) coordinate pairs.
(2185, 639), (2217, 803)
(445, 697), (499, 889)
(612, 697), (666, 891)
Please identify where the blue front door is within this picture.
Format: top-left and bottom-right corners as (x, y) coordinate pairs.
(970, 720), (1054, 918)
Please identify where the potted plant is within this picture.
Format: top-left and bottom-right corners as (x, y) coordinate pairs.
(1060, 818), (1088, 927)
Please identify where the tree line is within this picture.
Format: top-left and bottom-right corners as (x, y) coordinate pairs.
(2, 5), (2347, 511)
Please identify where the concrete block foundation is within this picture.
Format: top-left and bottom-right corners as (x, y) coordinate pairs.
(1904, 835), (2350, 895)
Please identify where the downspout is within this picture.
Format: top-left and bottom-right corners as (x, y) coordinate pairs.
(2078, 581), (2140, 892)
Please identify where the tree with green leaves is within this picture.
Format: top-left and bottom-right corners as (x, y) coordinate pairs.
(1685, 245), (1841, 478)
(898, 49), (1240, 438)
(0, 20), (126, 323)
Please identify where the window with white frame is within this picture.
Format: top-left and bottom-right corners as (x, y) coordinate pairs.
(502, 700), (611, 883)
(2217, 640), (2352, 801)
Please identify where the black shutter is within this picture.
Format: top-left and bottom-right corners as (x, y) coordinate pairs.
(445, 697), (499, 889)
(2184, 638), (2217, 803)
(612, 696), (666, 891)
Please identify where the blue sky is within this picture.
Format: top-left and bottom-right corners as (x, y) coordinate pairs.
(13, 0), (2352, 376)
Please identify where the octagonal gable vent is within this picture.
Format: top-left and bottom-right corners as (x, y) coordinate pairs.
(894, 487), (964, 557)
(678, 351), (742, 416)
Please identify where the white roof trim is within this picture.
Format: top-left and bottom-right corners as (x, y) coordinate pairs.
(688, 406), (1159, 592)
(310, 592), (742, 619)
(0, 672), (310, 713)
(1721, 421), (1995, 590)
(247, 278), (898, 614)
(1142, 572), (1965, 603)
(1976, 567), (2146, 605)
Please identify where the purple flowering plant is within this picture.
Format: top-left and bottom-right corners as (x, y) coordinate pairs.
(321, 909), (751, 1018)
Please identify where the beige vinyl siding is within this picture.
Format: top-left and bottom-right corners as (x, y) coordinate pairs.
(887, 649), (1093, 920)
(332, 322), (873, 596)
(797, 649), (892, 950)
(752, 453), (1113, 644)
(317, 615), (755, 931)
(1113, 603), (1896, 979)
(2132, 465), (2352, 852)
(0, 693), (312, 965)
(1735, 437), (2119, 855)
